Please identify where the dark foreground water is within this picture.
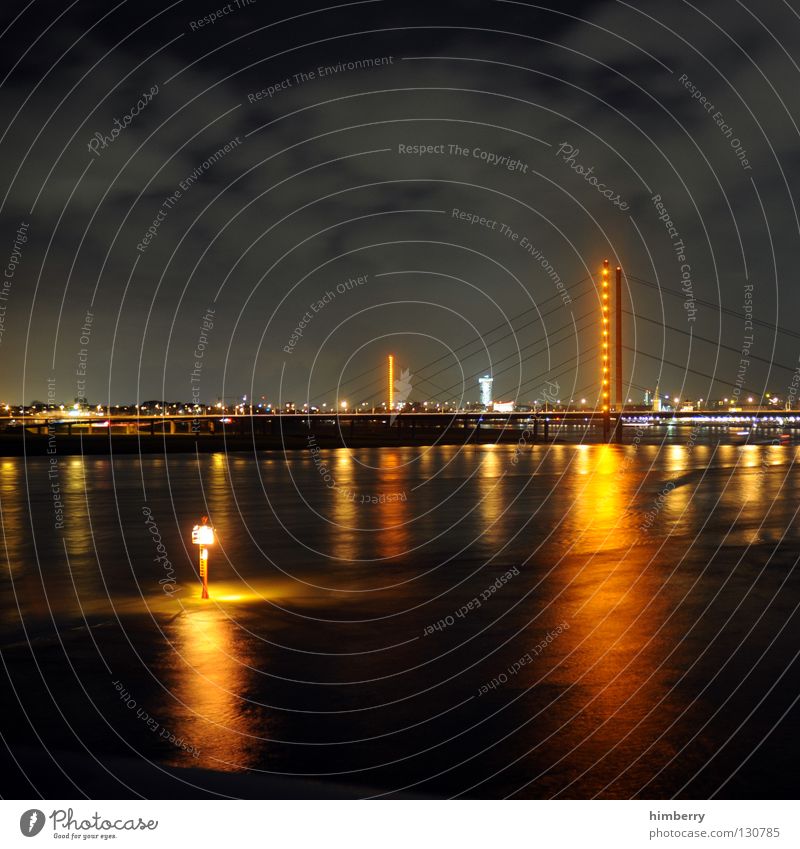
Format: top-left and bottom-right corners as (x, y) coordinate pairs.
(2, 441), (800, 798)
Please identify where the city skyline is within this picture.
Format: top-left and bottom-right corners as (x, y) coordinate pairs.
(0, 1), (794, 408)
(2, 0), (800, 823)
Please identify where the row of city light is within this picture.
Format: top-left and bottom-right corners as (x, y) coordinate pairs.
(2, 387), (791, 417)
(4, 396), (792, 416)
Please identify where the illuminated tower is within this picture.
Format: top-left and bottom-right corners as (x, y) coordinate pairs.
(388, 354), (394, 410)
(601, 260), (610, 412)
(616, 265), (623, 410)
(478, 375), (493, 408)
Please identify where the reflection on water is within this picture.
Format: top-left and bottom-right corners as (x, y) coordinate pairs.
(161, 608), (263, 772)
(474, 446), (507, 552)
(0, 458), (23, 580)
(568, 443), (632, 551)
(2, 443), (800, 797)
(506, 442), (676, 796)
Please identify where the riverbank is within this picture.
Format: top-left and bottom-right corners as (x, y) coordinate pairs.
(0, 424), (788, 455)
(2, 746), (404, 799)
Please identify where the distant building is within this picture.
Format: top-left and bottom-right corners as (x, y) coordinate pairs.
(478, 375), (493, 408)
(652, 383), (662, 412)
(493, 401), (514, 413)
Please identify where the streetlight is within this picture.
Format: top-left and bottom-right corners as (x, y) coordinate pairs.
(191, 515), (215, 599)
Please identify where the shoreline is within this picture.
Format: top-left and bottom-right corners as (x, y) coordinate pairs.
(0, 431), (567, 456)
(0, 427), (790, 456)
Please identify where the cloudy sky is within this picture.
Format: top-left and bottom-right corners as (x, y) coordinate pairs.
(0, 0), (798, 407)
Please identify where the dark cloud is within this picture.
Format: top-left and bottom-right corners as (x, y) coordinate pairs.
(1, 0), (798, 407)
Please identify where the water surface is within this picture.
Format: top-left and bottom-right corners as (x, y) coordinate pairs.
(2, 442), (799, 798)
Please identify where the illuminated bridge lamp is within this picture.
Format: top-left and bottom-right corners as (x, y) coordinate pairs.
(388, 354), (394, 410)
(191, 515), (215, 599)
(601, 260), (610, 413)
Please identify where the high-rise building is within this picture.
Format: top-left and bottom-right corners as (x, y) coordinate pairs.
(652, 382), (662, 412)
(478, 375), (493, 408)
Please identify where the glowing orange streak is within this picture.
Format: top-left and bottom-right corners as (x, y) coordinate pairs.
(601, 260), (609, 413)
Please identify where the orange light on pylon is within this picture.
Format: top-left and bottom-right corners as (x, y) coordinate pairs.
(601, 259), (610, 413)
(388, 354), (394, 410)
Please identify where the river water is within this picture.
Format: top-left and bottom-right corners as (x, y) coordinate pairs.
(2, 441), (799, 798)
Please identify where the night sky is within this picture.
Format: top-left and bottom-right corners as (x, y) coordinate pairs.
(1, 0), (797, 408)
